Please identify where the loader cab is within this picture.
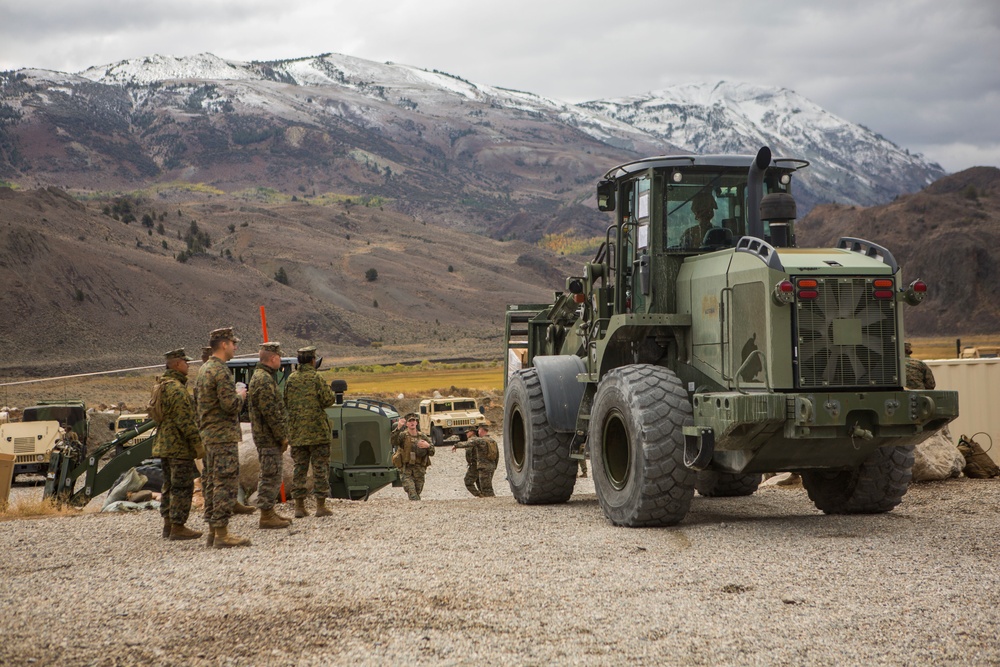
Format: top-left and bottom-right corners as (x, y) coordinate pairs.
(599, 154), (807, 314)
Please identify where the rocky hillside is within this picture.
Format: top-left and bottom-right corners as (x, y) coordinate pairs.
(0, 184), (579, 376)
(797, 167), (1000, 334)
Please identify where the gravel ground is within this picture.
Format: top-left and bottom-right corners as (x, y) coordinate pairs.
(1, 444), (999, 667)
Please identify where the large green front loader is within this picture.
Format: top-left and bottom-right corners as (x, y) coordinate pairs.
(503, 147), (958, 526)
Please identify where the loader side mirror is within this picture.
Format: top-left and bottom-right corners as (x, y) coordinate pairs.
(597, 180), (616, 212)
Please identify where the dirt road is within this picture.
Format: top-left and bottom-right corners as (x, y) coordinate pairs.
(1, 447), (998, 666)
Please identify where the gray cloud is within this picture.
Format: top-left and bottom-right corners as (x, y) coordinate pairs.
(1, 0), (997, 171)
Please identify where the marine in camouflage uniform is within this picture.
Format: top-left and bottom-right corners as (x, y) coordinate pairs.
(454, 423), (498, 497)
(248, 341), (292, 529)
(455, 425), (481, 497)
(284, 346), (336, 517)
(153, 349), (204, 541)
(391, 412), (435, 500)
(195, 327), (250, 548)
(904, 341), (937, 390)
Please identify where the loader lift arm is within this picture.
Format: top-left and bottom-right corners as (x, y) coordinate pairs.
(44, 419), (160, 507)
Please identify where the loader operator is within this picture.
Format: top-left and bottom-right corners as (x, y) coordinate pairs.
(681, 189), (718, 249)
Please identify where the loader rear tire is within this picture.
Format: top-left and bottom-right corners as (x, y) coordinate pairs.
(504, 368), (577, 504)
(590, 365), (696, 527)
(695, 471), (762, 497)
(802, 445), (914, 514)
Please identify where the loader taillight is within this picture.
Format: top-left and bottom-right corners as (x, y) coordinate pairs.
(912, 280), (927, 293)
(873, 290), (894, 299)
(796, 278), (819, 300)
(773, 280), (795, 305)
(873, 279), (894, 288)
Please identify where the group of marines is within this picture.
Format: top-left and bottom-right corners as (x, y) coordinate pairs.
(153, 327), (336, 548)
(152, 326), (501, 547)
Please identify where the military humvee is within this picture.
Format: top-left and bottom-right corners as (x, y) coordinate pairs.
(1, 400), (88, 479)
(418, 397), (487, 446)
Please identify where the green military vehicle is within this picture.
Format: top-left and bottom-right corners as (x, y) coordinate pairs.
(503, 147), (958, 527)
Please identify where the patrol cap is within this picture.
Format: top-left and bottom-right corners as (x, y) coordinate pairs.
(260, 341), (282, 355)
(404, 412), (418, 421)
(465, 424), (477, 433)
(209, 327), (240, 344)
(164, 348), (193, 361)
(298, 345), (317, 355)
(477, 420), (490, 431)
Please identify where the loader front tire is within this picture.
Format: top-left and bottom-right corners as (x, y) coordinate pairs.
(590, 365), (696, 527)
(504, 368), (577, 504)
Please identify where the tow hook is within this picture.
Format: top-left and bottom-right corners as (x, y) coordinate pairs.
(850, 423), (874, 440)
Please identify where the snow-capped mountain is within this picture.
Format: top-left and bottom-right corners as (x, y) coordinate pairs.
(580, 82), (945, 210)
(0, 53), (945, 239)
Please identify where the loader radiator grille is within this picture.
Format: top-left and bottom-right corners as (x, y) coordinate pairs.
(795, 276), (899, 388)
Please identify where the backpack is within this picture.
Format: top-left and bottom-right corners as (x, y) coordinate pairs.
(486, 437), (499, 464)
(957, 433), (1000, 479)
(147, 376), (169, 423)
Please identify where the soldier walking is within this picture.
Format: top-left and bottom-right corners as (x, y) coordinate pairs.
(195, 327), (251, 548)
(284, 346), (336, 518)
(905, 341), (937, 390)
(154, 348), (204, 541)
(454, 422), (498, 497)
(248, 341), (292, 529)
(454, 425), (481, 497)
(391, 412), (435, 500)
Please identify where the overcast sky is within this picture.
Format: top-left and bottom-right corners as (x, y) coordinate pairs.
(2, 0), (998, 172)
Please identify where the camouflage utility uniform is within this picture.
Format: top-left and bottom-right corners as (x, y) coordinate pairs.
(905, 356), (936, 390)
(454, 435), (497, 497)
(460, 440), (480, 497)
(196, 356), (244, 529)
(249, 363), (288, 511)
(391, 428), (435, 500)
(152, 369), (204, 526)
(284, 364), (336, 499)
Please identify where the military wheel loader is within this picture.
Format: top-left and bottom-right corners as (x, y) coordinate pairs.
(503, 147), (958, 527)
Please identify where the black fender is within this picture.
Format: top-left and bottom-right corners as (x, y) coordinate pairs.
(532, 356), (587, 434)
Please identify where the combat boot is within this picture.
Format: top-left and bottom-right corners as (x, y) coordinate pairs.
(213, 526), (251, 548)
(169, 523), (204, 541)
(162, 516), (171, 539)
(233, 501), (257, 515)
(294, 498), (307, 518)
(259, 508), (292, 529)
(205, 526), (216, 548)
(315, 497), (332, 517)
